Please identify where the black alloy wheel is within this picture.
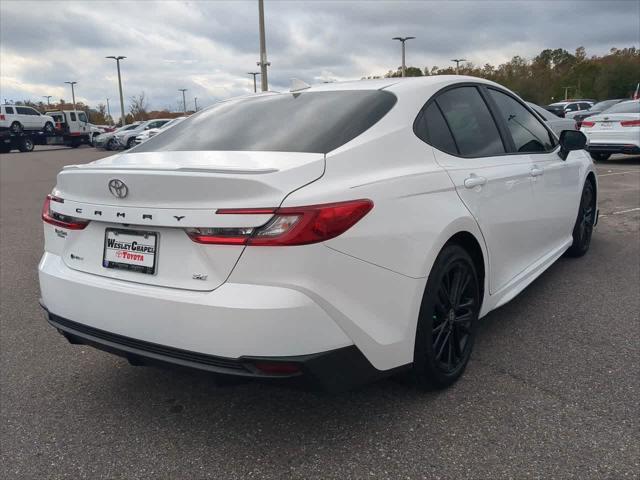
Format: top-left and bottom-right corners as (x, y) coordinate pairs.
(412, 244), (480, 389)
(10, 121), (23, 133)
(566, 181), (595, 257)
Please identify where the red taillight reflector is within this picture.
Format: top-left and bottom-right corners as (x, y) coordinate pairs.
(581, 121), (595, 128)
(42, 195), (89, 230)
(620, 119), (640, 127)
(187, 199), (373, 246)
(0, 114), (5, 121)
(252, 362), (301, 375)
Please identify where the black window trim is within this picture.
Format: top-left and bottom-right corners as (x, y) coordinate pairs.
(482, 85), (558, 155)
(413, 81), (560, 158)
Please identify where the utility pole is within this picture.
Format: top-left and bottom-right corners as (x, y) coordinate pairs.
(194, 97), (198, 112)
(451, 58), (467, 75)
(64, 81), (77, 113)
(392, 37), (416, 77)
(43, 95), (52, 105)
(106, 56), (127, 126)
(179, 89), (188, 114)
(257, 0), (270, 91)
(248, 72), (260, 92)
(562, 86), (574, 100)
(106, 98), (112, 124)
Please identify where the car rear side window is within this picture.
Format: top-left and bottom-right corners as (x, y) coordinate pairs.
(434, 86), (505, 157)
(134, 91), (397, 154)
(414, 102), (458, 154)
(5, 106), (14, 114)
(489, 89), (555, 152)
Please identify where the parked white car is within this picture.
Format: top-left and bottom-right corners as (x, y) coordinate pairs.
(113, 119), (172, 149)
(580, 99), (640, 160)
(134, 116), (186, 145)
(1, 104), (55, 133)
(39, 77), (597, 391)
(527, 102), (577, 137)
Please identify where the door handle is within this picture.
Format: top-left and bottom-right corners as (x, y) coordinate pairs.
(530, 166), (544, 177)
(464, 174), (487, 189)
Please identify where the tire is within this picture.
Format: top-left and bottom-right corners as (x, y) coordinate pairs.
(43, 122), (54, 134)
(566, 181), (596, 258)
(18, 137), (34, 152)
(106, 138), (116, 151)
(411, 244), (481, 390)
(70, 141), (80, 149)
(10, 122), (23, 134)
(0, 145), (10, 154)
(590, 152), (610, 161)
(126, 137), (136, 149)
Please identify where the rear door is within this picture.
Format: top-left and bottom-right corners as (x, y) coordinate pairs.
(422, 85), (537, 294)
(15, 107), (34, 128)
(487, 88), (580, 260)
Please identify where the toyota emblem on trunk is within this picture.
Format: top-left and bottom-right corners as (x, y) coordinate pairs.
(108, 179), (129, 199)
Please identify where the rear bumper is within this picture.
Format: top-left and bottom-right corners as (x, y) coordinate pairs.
(38, 252), (403, 389)
(42, 306), (393, 392)
(587, 143), (640, 155)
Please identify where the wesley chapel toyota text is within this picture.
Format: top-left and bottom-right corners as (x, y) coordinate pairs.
(39, 77), (597, 390)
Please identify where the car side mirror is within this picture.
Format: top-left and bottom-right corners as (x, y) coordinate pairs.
(558, 130), (587, 160)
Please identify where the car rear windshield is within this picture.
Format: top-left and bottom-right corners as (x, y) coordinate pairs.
(133, 91), (397, 154)
(602, 101), (640, 114)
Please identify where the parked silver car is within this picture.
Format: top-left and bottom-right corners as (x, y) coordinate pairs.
(527, 102), (577, 137)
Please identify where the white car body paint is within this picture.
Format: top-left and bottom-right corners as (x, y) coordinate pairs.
(39, 76), (597, 377)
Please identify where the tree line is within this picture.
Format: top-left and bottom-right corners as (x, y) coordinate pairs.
(374, 46), (639, 104)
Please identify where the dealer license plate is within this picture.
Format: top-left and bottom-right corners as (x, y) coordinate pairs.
(103, 228), (158, 275)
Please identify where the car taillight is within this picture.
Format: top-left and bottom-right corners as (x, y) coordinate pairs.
(186, 199), (373, 246)
(620, 119), (640, 127)
(41, 195), (89, 230)
(0, 114), (5, 121)
(581, 121), (595, 128)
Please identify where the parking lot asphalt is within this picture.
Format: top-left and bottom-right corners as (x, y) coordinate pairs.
(1, 146), (639, 479)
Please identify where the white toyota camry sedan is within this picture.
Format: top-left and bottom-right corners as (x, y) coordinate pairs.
(39, 76), (597, 391)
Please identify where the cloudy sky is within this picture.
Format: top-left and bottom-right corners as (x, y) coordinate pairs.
(1, 0), (638, 117)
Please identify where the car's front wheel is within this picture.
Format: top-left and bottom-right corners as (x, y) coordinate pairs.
(126, 137), (136, 149)
(566, 181), (595, 257)
(43, 122), (54, 134)
(590, 152), (610, 161)
(411, 244), (480, 390)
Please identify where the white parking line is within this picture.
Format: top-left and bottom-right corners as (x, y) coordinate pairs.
(600, 207), (640, 218)
(597, 170), (640, 177)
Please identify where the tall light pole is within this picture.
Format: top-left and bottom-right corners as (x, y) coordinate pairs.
(451, 58), (467, 75)
(248, 72), (260, 93)
(194, 97), (198, 112)
(178, 89), (188, 114)
(106, 98), (112, 124)
(257, 0), (270, 91)
(64, 81), (77, 113)
(43, 95), (52, 105)
(106, 55), (127, 126)
(392, 36), (415, 77)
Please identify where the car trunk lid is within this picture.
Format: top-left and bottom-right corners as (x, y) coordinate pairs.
(52, 150), (325, 291)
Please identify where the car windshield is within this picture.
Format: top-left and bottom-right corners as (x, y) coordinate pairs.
(601, 101), (640, 114)
(133, 91), (397, 154)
